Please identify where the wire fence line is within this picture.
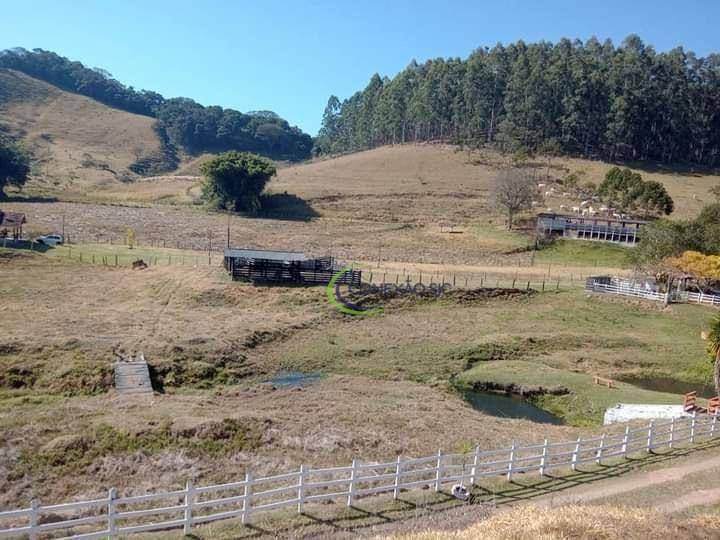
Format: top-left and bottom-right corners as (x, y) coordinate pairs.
(1, 414), (717, 539)
(49, 244), (588, 291)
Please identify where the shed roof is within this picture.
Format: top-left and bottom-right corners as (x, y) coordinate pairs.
(0, 211), (26, 229)
(537, 212), (648, 225)
(224, 248), (307, 261)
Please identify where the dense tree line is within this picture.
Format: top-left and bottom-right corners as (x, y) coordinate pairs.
(0, 48), (312, 161)
(316, 36), (720, 166)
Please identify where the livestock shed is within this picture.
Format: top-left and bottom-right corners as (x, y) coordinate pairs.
(537, 212), (647, 245)
(224, 248), (361, 285)
(0, 210), (26, 240)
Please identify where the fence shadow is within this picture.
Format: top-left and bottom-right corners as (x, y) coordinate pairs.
(236, 437), (720, 539)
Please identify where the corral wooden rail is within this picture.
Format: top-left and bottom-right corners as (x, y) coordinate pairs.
(586, 278), (720, 306)
(1, 414), (718, 539)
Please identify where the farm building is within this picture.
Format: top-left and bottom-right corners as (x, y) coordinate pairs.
(536, 213), (646, 245)
(223, 248), (361, 285)
(0, 210), (26, 239)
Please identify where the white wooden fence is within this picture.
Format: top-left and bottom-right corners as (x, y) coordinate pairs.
(1, 414), (717, 539)
(586, 277), (720, 307)
(681, 290), (720, 307)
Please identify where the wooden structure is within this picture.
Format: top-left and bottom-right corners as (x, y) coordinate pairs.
(224, 248), (361, 285)
(0, 210), (26, 239)
(114, 353), (153, 396)
(683, 391), (720, 415)
(593, 375), (615, 389)
(537, 212), (646, 245)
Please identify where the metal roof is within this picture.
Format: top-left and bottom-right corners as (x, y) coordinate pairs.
(224, 248), (307, 261)
(537, 212), (648, 225)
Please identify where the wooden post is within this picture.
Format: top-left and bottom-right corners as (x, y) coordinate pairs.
(393, 456), (402, 499)
(596, 433), (606, 464)
(470, 445), (480, 485)
(646, 421), (654, 452)
(571, 437), (581, 470)
(184, 480), (194, 534)
(506, 441), (516, 481)
(29, 499), (39, 540)
(539, 439), (548, 476)
(241, 472), (252, 525)
(712, 412), (718, 438)
(115, 254), (118, 267)
(107, 487), (117, 536)
(347, 459), (357, 506)
(690, 411), (697, 444)
(434, 450), (443, 492)
(622, 425), (630, 457)
(669, 417), (675, 448)
(297, 464), (306, 513)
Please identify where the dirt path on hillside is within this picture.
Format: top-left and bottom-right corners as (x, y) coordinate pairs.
(536, 452), (720, 510)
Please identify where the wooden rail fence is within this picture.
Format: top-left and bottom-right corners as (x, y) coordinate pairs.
(1, 414), (717, 539)
(586, 277), (720, 307)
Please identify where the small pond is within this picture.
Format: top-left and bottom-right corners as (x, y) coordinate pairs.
(462, 390), (562, 424)
(620, 376), (715, 398)
(268, 371), (323, 387)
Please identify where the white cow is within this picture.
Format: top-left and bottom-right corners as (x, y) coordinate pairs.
(571, 206), (581, 213)
(559, 204), (568, 210)
(537, 183), (546, 189)
(580, 200), (591, 207)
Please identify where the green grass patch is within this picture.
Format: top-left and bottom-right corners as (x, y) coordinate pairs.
(16, 418), (269, 477)
(456, 360), (683, 427)
(533, 239), (631, 268)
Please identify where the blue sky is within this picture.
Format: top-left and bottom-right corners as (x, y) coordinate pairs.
(3, 0), (719, 135)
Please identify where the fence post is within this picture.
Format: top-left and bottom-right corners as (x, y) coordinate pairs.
(669, 417), (675, 449)
(571, 437), (581, 471)
(434, 450), (443, 492)
(506, 441), (516, 481)
(29, 499), (39, 540)
(241, 472), (252, 525)
(712, 413), (718, 438)
(690, 411), (697, 444)
(347, 459), (357, 506)
(470, 445), (480, 485)
(184, 480), (194, 534)
(596, 433), (606, 464)
(297, 464), (306, 513)
(393, 456), (402, 499)
(622, 425), (630, 457)
(646, 421), (654, 452)
(107, 487), (117, 537)
(539, 439), (548, 476)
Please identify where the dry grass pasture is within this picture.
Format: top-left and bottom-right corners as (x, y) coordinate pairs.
(0, 69), (162, 191)
(3, 93), (720, 536)
(1, 247), (716, 513)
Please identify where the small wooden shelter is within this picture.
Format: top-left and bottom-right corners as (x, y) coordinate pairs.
(224, 248), (361, 285)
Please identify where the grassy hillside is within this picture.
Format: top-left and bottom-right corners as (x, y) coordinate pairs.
(0, 68), (163, 192)
(271, 145), (720, 221)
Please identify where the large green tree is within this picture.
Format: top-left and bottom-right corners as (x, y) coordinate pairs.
(200, 152), (276, 213)
(315, 36), (720, 166)
(0, 134), (30, 199)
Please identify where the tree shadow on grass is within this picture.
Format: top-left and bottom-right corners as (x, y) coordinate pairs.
(258, 192), (319, 221)
(0, 193), (59, 203)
